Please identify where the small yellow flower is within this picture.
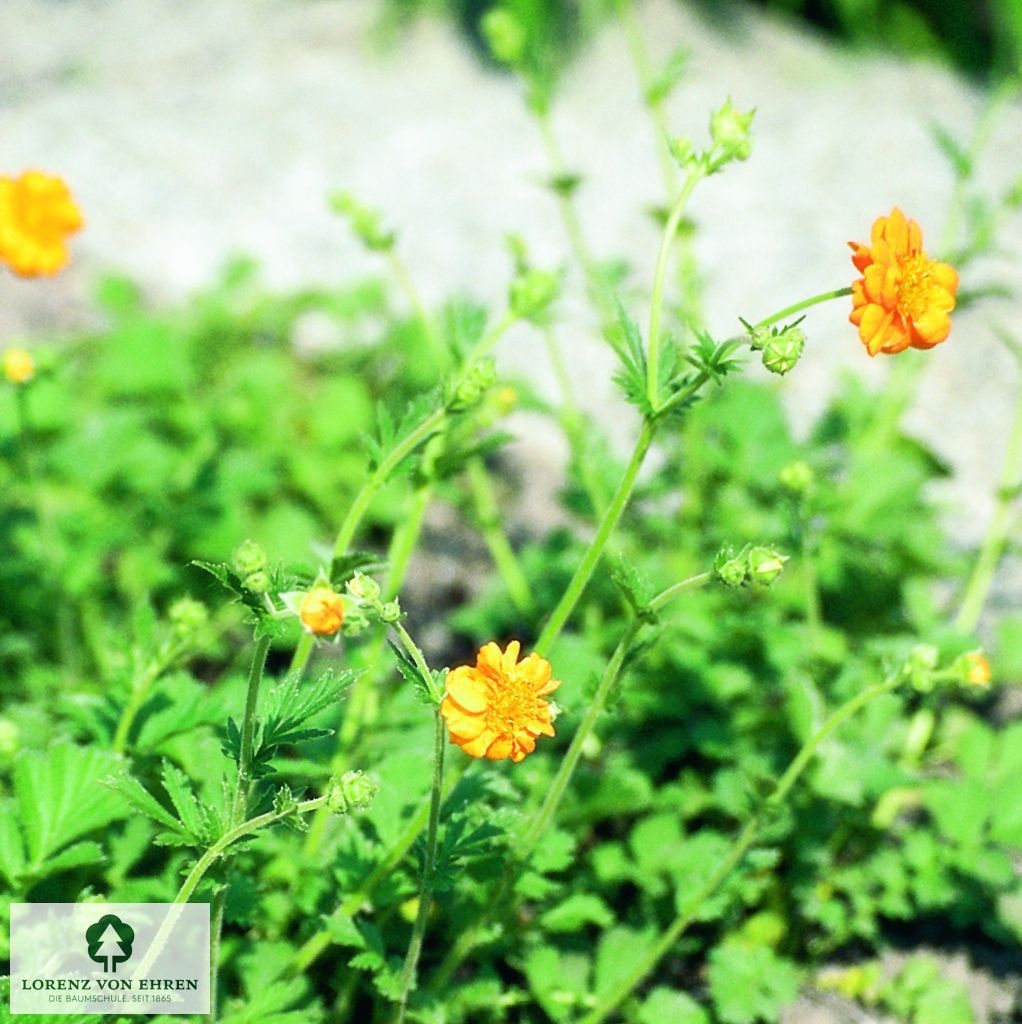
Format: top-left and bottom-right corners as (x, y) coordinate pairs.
(299, 586), (345, 636)
(0, 171), (84, 278)
(848, 208), (958, 356)
(441, 640), (560, 763)
(2, 348), (35, 384)
(965, 652), (991, 687)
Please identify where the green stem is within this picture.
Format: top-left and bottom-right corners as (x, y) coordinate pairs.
(392, 619), (441, 703)
(231, 633), (271, 826)
(534, 418), (656, 657)
(133, 794), (328, 987)
(467, 458), (535, 614)
(394, 709), (446, 1024)
(647, 173), (700, 410)
(578, 672), (902, 1024)
(432, 572), (711, 989)
(753, 287), (853, 331)
(955, 366), (1022, 633)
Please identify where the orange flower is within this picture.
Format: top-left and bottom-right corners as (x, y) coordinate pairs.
(965, 652), (991, 687)
(441, 640), (560, 763)
(0, 171), (84, 278)
(3, 348), (35, 384)
(299, 586), (345, 636)
(848, 208), (958, 356)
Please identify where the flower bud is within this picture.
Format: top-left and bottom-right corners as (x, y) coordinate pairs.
(907, 644), (939, 692)
(379, 600), (402, 623)
(346, 571), (381, 604)
(714, 545), (748, 588)
(327, 770), (378, 814)
(232, 539), (267, 578)
(709, 98), (754, 162)
(242, 570), (271, 595)
(481, 7), (526, 66)
(300, 586), (345, 636)
(3, 348), (35, 385)
(761, 326), (805, 376)
(779, 460), (814, 495)
(958, 651), (991, 688)
(450, 360), (497, 413)
(748, 546), (788, 586)
(509, 268), (560, 322)
(168, 596), (208, 637)
(0, 717), (21, 761)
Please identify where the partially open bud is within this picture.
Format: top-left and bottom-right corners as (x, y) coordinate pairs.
(958, 651), (992, 688)
(748, 546), (788, 586)
(232, 539), (267, 578)
(714, 545), (748, 588)
(906, 644), (940, 692)
(450, 360), (497, 413)
(242, 570), (271, 595)
(3, 348), (35, 385)
(327, 770), (378, 814)
(300, 586), (346, 636)
(709, 98), (754, 162)
(379, 600), (402, 624)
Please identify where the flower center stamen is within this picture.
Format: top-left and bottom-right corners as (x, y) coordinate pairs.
(897, 254), (937, 322)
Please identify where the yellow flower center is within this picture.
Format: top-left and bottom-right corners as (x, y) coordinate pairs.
(897, 253), (939, 322)
(485, 672), (543, 733)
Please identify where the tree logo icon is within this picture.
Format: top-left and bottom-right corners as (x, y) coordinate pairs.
(85, 914), (135, 973)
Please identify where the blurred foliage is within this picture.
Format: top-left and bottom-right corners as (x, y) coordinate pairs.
(378, 0), (1022, 82)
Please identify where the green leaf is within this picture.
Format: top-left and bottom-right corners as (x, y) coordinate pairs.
(0, 807), (26, 886)
(708, 942), (802, 1024)
(42, 840), (105, 875)
(161, 760), (205, 839)
(102, 771), (191, 837)
(14, 744), (127, 868)
(540, 893), (615, 933)
(639, 988), (710, 1024)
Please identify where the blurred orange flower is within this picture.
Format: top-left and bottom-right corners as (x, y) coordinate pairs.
(3, 348), (35, 385)
(441, 640), (560, 763)
(848, 208), (958, 356)
(300, 586), (345, 636)
(0, 171), (84, 278)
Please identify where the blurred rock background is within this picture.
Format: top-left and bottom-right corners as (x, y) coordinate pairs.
(1, 0), (1020, 560)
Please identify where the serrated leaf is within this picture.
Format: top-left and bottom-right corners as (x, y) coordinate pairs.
(0, 808), (26, 886)
(103, 772), (182, 831)
(708, 942), (801, 1024)
(162, 761), (205, 839)
(330, 551), (388, 585)
(14, 744), (128, 869)
(42, 840), (105, 875)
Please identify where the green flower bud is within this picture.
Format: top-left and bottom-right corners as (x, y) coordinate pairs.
(714, 545), (748, 588)
(327, 770), (378, 814)
(907, 644), (939, 692)
(0, 717), (21, 761)
(379, 600), (402, 623)
(709, 98), (754, 162)
(346, 571), (381, 604)
(761, 326), (805, 376)
(481, 8), (526, 66)
(509, 268), (560, 322)
(779, 460), (814, 494)
(450, 360), (497, 413)
(242, 570), (271, 594)
(748, 546), (788, 586)
(168, 596), (208, 636)
(232, 539), (267, 578)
